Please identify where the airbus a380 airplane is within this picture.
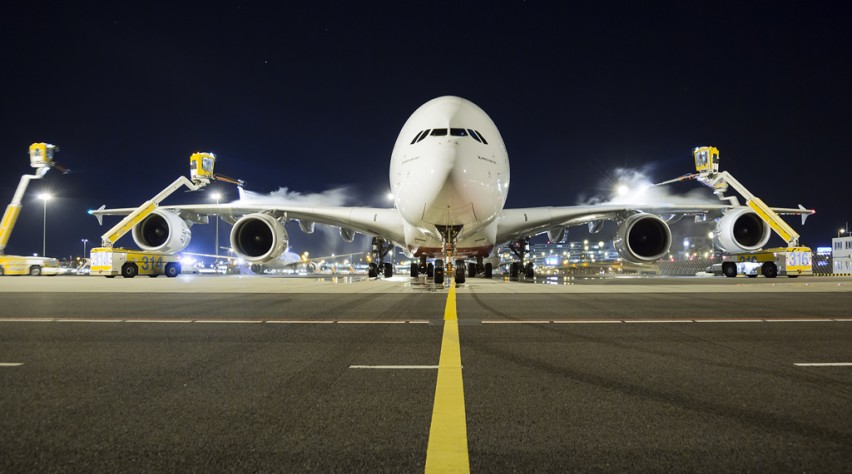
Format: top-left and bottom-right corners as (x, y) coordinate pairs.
(94, 96), (812, 283)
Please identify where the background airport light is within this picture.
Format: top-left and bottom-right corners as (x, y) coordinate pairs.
(38, 193), (51, 256)
(81, 238), (88, 258)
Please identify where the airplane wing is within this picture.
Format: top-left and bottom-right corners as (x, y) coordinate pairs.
(495, 203), (812, 244)
(91, 203), (406, 247)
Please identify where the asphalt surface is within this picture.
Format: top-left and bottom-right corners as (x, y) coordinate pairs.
(0, 275), (850, 472)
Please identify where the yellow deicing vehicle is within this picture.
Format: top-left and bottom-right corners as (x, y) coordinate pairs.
(0, 143), (68, 276)
(692, 147), (812, 278)
(90, 152), (241, 278)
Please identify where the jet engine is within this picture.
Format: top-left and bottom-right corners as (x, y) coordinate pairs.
(713, 208), (770, 253)
(131, 209), (192, 253)
(613, 213), (672, 263)
(230, 213), (288, 262)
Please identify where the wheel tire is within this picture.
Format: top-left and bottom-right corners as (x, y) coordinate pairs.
(383, 262), (393, 278)
(435, 259), (444, 269)
(410, 263), (419, 277)
(455, 266), (466, 284)
(165, 262), (181, 278)
(722, 262), (737, 278)
(368, 263), (378, 278)
(762, 262), (778, 278)
(29, 266), (42, 276)
(468, 263), (476, 278)
(435, 267), (444, 285)
(427, 263), (434, 278)
(510, 262), (520, 278)
(121, 263), (138, 278)
(524, 263), (535, 279)
(484, 263), (492, 279)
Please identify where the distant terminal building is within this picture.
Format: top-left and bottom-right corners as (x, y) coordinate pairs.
(832, 236), (852, 274)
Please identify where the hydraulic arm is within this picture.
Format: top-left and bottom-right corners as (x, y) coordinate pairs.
(0, 143), (68, 254)
(98, 152), (242, 247)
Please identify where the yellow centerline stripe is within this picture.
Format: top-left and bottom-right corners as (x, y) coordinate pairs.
(425, 284), (470, 473)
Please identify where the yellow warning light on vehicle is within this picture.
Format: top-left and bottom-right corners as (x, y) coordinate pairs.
(190, 152), (216, 182)
(29, 143), (57, 168)
(693, 146), (719, 174)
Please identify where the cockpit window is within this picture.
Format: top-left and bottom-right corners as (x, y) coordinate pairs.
(430, 128), (448, 136)
(475, 130), (488, 144)
(468, 129), (482, 143)
(410, 131), (421, 145)
(410, 129), (431, 144)
(450, 128), (467, 137)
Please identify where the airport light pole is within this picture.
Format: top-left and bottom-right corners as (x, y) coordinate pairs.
(81, 238), (88, 258)
(38, 193), (51, 256)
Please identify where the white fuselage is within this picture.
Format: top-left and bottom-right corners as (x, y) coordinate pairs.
(389, 96), (510, 257)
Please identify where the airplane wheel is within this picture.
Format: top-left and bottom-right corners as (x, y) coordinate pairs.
(455, 265), (466, 284)
(510, 262), (520, 279)
(484, 263), (492, 279)
(468, 263), (476, 278)
(122, 263), (138, 278)
(165, 262), (181, 278)
(368, 263), (378, 278)
(762, 262), (777, 278)
(435, 267), (444, 285)
(383, 262), (393, 278)
(427, 263), (434, 278)
(524, 262), (535, 279)
(410, 263), (419, 277)
(722, 262), (737, 278)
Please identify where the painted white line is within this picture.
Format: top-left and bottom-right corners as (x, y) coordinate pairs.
(835, 318), (852, 322)
(194, 320), (263, 324)
(349, 365), (440, 369)
(481, 320), (552, 324)
(124, 319), (193, 323)
(551, 320), (622, 324)
(337, 320), (410, 324)
(0, 318), (54, 322)
(265, 320), (336, 324)
(56, 319), (122, 323)
(794, 362), (852, 367)
(694, 319), (764, 323)
(625, 320), (692, 324)
(765, 319), (834, 322)
(0, 363), (24, 367)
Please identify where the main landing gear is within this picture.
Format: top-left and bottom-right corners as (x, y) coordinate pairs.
(368, 237), (393, 278)
(508, 238), (535, 280)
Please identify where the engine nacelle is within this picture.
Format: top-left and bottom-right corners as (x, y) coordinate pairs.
(613, 213), (672, 263)
(131, 209), (192, 253)
(713, 208), (771, 253)
(230, 213), (289, 262)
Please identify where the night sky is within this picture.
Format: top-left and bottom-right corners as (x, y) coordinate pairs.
(2, 1), (850, 260)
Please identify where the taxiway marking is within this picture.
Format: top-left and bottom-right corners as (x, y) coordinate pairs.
(349, 365), (440, 369)
(794, 362), (852, 367)
(425, 284), (470, 473)
(0, 363), (24, 367)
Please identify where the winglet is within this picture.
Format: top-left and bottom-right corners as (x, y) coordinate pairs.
(798, 204), (813, 225)
(89, 205), (106, 226)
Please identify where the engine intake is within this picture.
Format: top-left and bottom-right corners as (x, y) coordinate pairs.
(713, 208), (770, 253)
(613, 213), (672, 263)
(230, 213), (288, 262)
(131, 209), (192, 253)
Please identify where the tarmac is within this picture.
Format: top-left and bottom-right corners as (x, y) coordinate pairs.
(0, 274), (850, 472)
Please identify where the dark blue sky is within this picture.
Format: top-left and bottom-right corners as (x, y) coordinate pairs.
(1, 1), (850, 259)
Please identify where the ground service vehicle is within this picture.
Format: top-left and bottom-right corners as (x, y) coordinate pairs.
(90, 151), (242, 278)
(90, 248), (182, 278)
(721, 246), (812, 278)
(658, 146), (813, 278)
(0, 143), (68, 276)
